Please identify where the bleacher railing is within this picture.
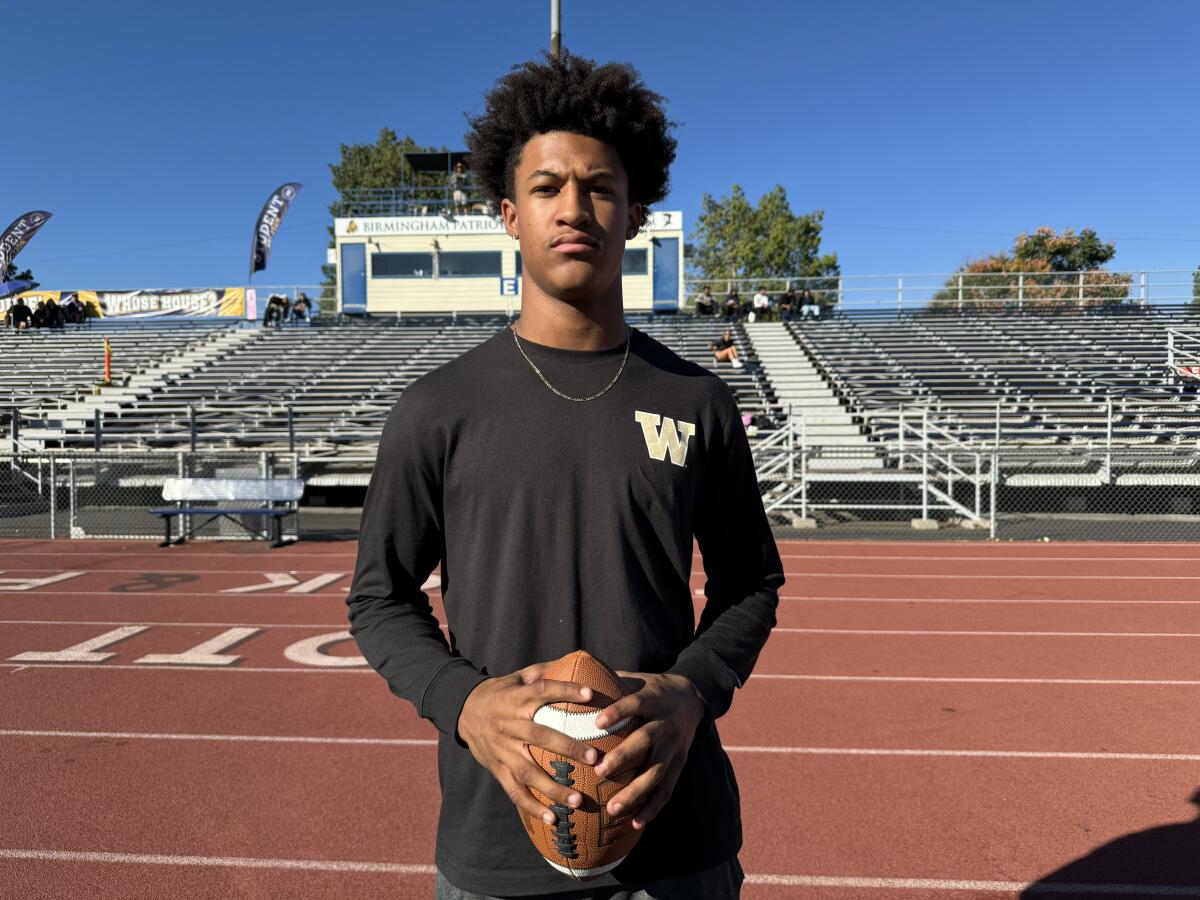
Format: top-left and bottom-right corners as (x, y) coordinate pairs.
(685, 269), (1200, 314)
(750, 400), (1200, 541)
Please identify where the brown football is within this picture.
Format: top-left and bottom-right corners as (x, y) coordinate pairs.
(521, 650), (642, 880)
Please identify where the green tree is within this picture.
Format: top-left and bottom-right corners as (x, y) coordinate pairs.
(320, 129), (444, 310)
(689, 184), (838, 304)
(3, 263), (34, 282)
(929, 227), (1131, 312)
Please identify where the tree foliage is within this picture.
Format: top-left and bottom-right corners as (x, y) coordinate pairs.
(690, 184), (838, 288)
(929, 227), (1131, 312)
(3, 263), (34, 282)
(320, 129), (444, 306)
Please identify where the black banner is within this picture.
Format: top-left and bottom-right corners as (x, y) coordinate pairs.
(249, 183), (301, 279)
(0, 210), (52, 275)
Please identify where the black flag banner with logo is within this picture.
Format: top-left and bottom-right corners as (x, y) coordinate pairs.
(249, 183), (301, 279)
(0, 211), (53, 275)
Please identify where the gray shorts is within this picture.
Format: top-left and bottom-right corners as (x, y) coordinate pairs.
(435, 857), (743, 900)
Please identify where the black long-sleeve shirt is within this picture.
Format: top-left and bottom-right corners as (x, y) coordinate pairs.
(346, 325), (784, 896)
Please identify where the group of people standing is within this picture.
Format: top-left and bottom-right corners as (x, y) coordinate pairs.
(692, 285), (829, 322)
(3, 295), (89, 330)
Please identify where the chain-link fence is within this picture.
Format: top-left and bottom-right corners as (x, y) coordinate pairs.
(753, 412), (1200, 541)
(3, 437), (1199, 543)
(1, 450), (300, 541)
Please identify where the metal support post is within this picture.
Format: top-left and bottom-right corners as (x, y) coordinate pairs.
(1139, 271), (1147, 306)
(188, 404), (197, 452)
(989, 453), (998, 540)
(897, 276), (904, 314)
(957, 274), (963, 311)
(1078, 271), (1085, 306)
(898, 403), (906, 466)
(48, 455), (56, 539)
(94, 409), (102, 452)
(1105, 395), (1113, 482)
(69, 459), (77, 537)
(1018, 273), (1024, 310)
(800, 416), (808, 520)
(920, 410), (929, 521)
(288, 405), (296, 454)
(974, 453), (982, 520)
(785, 405), (794, 481)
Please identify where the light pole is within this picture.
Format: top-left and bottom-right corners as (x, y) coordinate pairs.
(550, 0), (561, 58)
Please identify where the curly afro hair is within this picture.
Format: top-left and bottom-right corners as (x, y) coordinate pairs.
(466, 52), (677, 228)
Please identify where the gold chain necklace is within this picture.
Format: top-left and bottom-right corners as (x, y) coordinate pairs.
(510, 323), (631, 402)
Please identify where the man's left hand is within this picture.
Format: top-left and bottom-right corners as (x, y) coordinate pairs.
(592, 672), (706, 831)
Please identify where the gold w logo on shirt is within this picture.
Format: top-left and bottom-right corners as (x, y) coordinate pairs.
(635, 411), (696, 468)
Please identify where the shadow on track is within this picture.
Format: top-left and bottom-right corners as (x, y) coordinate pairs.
(1021, 788), (1200, 898)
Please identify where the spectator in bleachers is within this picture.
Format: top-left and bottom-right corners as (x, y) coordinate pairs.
(724, 287), (740, 321)
(752, 286), (771, 322)
(709, 328), (744, 368)
(693, 286), (715, 316)
(42, 297), (64, 329)
(31, 300), (48, 328)
(451, 162), (470, 215)
(800, 287), (820, 319)
(291, 293), (312, 323)
(61, 295), (86, 325)
(263, 294), (287, 328)
(779, 286), (798, 322)
(5, 297), (32, 330)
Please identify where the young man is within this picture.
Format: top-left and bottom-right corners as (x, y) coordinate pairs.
(346, 53), (783, 899)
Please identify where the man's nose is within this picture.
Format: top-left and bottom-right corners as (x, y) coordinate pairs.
(555, 180), (593, 227)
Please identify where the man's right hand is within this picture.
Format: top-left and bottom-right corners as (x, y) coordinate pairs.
(457, 662), (599, 825)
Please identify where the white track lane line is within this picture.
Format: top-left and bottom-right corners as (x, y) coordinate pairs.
(5, 730), (1200, 762)
(0, 619), (349, 629)
(12, 620), (1200, 639)
(0, 850), (1196, 895)
(754, 674), (1200, 686)
(773, 628), (1200, 638)
(5, 662), (1200, 685)
(782, 595), (1200, 605)
(0, 848), (434, 875)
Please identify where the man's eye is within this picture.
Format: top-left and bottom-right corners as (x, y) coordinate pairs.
(533, 186), (557, 195)
(591, 186), (614, 195)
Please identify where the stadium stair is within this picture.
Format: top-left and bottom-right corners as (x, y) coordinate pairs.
(18, 326), (262, 449)
(743, 322), (882, 470)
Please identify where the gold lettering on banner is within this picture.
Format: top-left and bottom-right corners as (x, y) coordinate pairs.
(635, 411), (696, 467)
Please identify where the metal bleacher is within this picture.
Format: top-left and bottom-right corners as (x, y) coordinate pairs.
(788, 308), (1200, 448)
(7, 318), (775, 466)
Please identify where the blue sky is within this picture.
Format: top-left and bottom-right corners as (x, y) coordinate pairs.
(8, 0), (1199, 290)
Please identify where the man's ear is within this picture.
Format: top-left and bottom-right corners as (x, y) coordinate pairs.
(500, 197), (519, 239)
(626, 203), (643, 240)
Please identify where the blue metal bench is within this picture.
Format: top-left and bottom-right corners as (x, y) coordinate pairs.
(151, 477), (305, 548)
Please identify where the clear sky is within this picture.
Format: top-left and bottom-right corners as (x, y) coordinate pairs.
(7, 0), (1199, 290)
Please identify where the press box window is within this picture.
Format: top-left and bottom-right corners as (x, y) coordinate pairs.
(439, 251), (502, 278)
(622, 249), (648, 275)
(373, 253), (433, 278)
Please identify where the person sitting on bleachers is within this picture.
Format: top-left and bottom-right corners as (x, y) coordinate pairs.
(799, 288), (820, 319)
(5, 297), (32, 331)
(290, 293), (312, 323)
(724, 288), (741, 321)
(779, 286), (798, 322)
(42, 297), (64, 329)
(693, 287), (715, 316)
(752, 286), (771, 322)
(709, 329), (744, 368)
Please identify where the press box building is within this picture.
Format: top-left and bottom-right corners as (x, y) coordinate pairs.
(333, 210), (685, 317)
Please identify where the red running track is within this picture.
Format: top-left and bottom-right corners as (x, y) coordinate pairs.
(2, 538), (1199, 899)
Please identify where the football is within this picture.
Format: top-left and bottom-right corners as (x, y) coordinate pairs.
(521, 650), (642, 879)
